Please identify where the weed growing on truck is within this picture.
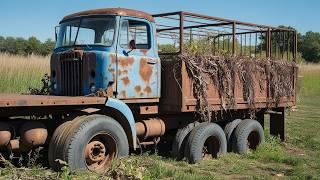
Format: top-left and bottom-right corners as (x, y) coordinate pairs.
(179, 52), (296, 121)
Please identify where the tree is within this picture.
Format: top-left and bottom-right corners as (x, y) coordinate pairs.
(40, 39), (55, 56)
(0, 36), (5, 52)
(26, 36), (42, 55)
(300, 31), (320, 63)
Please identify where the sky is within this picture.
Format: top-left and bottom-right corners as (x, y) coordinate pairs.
(0, 0), (319, 42)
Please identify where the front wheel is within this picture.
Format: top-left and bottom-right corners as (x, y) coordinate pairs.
(57, 115), (129, 173)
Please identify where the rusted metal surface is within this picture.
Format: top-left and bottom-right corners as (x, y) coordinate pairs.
(156, 11), (297, 114)
(85, 133), (117, 172)
(7, 139), (30, 153)
(0, 122), (11, 147)
(139, 105), (158, 114)
(0, 94), (106, 107)
(63, 8), (155, 22)
(154, 11), (297, 61)
(159, 59), (296, 113)
(20, 121), (48, 147)
(115, 17), (161, 101)
(135, 118), (165, 139)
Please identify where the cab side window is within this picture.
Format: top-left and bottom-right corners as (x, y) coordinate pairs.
(119, 19), (150, 49)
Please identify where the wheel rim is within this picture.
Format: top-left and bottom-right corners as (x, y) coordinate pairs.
(246, 131), (260, 150)
(202, 136), (220, 159)
(85, 133), (117, 172)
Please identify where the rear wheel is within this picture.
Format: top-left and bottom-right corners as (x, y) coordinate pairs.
(185, 122), (227, 164)
(224, 119), (242, 152)
(171, 122), (199, 160)
(232, 119), (265, 154)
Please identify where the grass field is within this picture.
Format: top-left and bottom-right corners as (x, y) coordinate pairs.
(0, 54), (319, 179)
(0, 53), (49, 93)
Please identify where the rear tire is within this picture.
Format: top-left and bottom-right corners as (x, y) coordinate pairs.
(171, 122), (199, 160)
(185, 122), (227, 164)
(62, 115), (129, 173)
(224, 119), (242, 152)
(232, 119), (265, 154)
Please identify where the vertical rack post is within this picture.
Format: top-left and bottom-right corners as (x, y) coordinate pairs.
(179, 12), (184, 54)
(267, 28), (271, 58)
(232, 22), (236, 55)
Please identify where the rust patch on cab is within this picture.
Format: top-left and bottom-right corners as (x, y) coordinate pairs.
(120, 91), (126, 98)
(140, 49), (149, 56)
(109, 53), (117, 65)
(119, 57), (134, 68)
(118, 69), (129, 76)
(134, 85), (141, 93)
(121, 77), (130, 86)
(139, 58), (153, 83)
(144, 86), (152, 94)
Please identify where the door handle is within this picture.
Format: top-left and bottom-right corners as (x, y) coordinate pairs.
(147, 60), (157, 65)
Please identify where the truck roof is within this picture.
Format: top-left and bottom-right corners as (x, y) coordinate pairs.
(62, 8), (155, 22)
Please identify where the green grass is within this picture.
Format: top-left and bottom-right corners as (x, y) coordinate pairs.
(0, 56), (319, 179)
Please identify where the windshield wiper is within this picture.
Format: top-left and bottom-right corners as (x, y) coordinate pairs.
(73, 18), (82, 46)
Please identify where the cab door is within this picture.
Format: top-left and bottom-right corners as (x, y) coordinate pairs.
(116, 17), (160, 100)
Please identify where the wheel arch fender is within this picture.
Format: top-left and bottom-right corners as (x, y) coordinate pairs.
(104, 98), (137, 149)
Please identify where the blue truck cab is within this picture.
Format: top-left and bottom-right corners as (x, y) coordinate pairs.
(51, 8), (160, 102)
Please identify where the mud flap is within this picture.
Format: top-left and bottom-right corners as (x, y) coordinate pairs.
(270, 107), (285, 141)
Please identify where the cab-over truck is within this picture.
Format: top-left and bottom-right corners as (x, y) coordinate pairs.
(0, 8), (297, 172)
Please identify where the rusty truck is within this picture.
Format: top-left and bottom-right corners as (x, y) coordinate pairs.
(0, 8), (297, 172)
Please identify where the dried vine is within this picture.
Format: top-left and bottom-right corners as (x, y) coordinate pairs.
(178, 52), (296, 122)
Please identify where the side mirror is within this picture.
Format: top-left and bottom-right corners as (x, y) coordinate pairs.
(55, 26), (59, 41)
(129, 39), (137, 50)
(123, 40), (136, 56)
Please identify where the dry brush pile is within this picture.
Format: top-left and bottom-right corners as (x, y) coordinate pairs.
(179, 52), (297, 122)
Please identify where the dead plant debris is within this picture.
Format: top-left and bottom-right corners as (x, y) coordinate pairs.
(178, 52), (296, 122)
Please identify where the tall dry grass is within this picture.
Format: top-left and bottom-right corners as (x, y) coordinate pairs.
(0, 53), (49, 93)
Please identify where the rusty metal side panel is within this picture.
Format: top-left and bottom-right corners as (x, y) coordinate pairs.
(180, 61), (296, 111)
(158, 60), (183, 113)
(159, 59), (296, 113)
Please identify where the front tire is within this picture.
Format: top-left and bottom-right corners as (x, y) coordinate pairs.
(56, 115), (129, 173)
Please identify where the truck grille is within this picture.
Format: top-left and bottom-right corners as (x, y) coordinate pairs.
(60, 58), (83, 96)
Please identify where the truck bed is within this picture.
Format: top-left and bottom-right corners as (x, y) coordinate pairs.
(159, 60), (297, 113)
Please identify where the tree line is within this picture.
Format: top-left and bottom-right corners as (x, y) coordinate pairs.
(1, 29), (320, 63)
(0, 36), (55, 56)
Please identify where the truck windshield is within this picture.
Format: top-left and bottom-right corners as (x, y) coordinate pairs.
(55, 17), (116, 48)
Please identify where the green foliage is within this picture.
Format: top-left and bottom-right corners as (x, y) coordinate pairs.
(159, 44), (178, 53)
(0, 36), (55, 56)
(300, 31), (320, 63)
